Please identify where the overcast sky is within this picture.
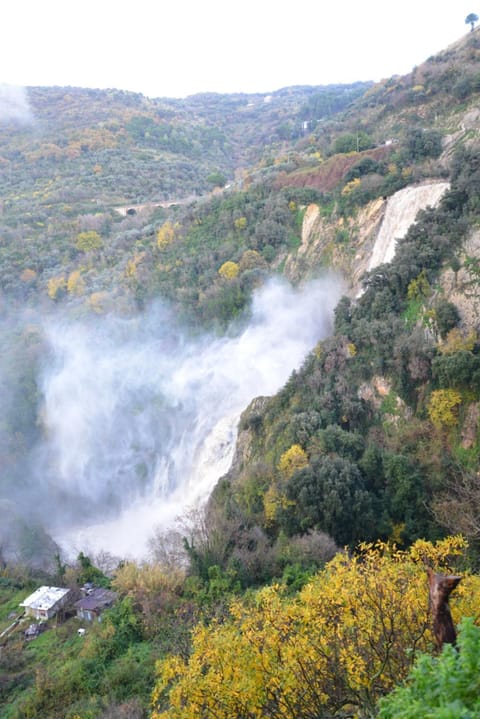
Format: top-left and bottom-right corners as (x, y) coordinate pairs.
(2, 1), (478, 98)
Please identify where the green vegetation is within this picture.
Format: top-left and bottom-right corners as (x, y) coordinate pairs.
(3, 27), (480, 719)
(378, 617), (480, 718)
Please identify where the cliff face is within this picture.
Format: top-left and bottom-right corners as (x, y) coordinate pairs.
(285, 180), (450, 297)
(440, 227), (480, 328)
(365, 182), (450, 271)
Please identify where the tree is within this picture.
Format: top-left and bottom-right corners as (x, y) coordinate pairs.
(334, 131), (372, 154)
(157, 221), (176, 249)
(465, 12), (479, 31)
(217, 261), (239, 280)
(47, 274), (66, 300)
(206, 171), (227, 188)
(427, 388), (462, 430)
(403, 127), (443, 161)
(278, 444), (308, 478)
(67, 269), (85, 296)
(433, 299), (460, 339)
(75, 230), (103, 253)
(433, 469), (480, 542)
(286, 455), (375, 545)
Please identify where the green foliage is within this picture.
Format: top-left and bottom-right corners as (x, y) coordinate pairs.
(286, 455), (376, 545)
(298, 82), (372, 124)
(334, 131), (373, 154)
(4, 40), (480, 719)
(402, 127), (443, 161)
(466, 13), (479, 31)
(432, 350), (480, 391)
(434, 299), (461, 338)
(76, 552), (110, 587)
(206, 171), (227, 187)
(378, 617), (480, 718)
(343, 155), (381, 182)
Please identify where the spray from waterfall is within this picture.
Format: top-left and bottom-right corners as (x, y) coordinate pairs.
(31, 276), (343, 558)
(367, 182), (449, 271)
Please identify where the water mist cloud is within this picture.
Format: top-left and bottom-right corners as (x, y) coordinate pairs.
(34, 276), (342, 558)
(0, 84), (32, 123)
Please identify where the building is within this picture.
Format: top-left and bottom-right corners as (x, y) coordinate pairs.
(74, 587), (118, 622)
(19, 586), (72, 621)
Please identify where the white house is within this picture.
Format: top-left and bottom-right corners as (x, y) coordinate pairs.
(19, 586), (72, 621)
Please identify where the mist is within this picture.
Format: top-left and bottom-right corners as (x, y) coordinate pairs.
(14, 277), (342, 559)
(0, 83), (32, 123)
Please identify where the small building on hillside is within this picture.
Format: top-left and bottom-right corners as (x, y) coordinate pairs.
(19, 586), (72, 621)
(74, 587), (118, 622)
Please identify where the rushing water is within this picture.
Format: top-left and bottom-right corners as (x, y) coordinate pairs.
(367, 182), (449, 271)
(34, 277), (342, 558)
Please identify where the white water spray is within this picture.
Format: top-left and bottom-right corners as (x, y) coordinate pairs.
(367, 182), (449, 271)
(36, 277), (342, 558)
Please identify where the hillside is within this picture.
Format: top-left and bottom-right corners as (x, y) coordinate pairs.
(2, 26), (480, 719)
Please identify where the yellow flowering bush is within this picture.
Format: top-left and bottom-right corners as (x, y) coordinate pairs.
(152, 537), (480, 718)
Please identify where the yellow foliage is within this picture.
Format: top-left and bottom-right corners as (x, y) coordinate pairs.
(151, 538), (479, 718)
(47, 275), (66, 300)
(125, 258), (138, 279)
(439, 327), (477, 355)
(407, 270), (430, 302)
(113, 561), (184, 598)
(67, 270), (85, 296)
(341, 177), (361, 196)
(234, 216), (247, 231)
(314, 341), (324, 359)
(125, 252), (146, 280)
(157, 221), (176, 249)
(218, 261), (240, 280)
(278, 444), (308, 478)
(346, 342), (357, 357)
(389, 522), (406, 545)
(427, 388), (462, 429)
(288, 201), (297, 212)
(263, 484), (295, 525)
(75, 230), (103, 253)
(87, 291), (108, 314)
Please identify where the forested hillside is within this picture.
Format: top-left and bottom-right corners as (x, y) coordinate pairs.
(2, 27), (480, 719)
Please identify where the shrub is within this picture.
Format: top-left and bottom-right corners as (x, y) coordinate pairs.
(378, 617), (480, 718)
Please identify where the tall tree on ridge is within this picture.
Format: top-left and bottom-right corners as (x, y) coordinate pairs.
(465, 12), (479, 31)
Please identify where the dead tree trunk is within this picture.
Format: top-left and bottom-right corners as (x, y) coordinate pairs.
(427, 568), (462, 648)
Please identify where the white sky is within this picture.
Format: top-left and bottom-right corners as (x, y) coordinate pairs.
(2, 1), (478, 98)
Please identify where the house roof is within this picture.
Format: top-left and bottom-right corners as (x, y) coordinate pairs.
(74, 588), (117, 612)
(20, 586), (71, 611)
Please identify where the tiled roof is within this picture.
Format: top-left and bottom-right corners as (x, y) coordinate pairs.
(74, 588), (117, 612)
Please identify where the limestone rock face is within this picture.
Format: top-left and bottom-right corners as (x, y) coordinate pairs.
(285, 181), (450, 297)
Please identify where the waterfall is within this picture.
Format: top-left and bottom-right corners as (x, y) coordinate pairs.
(36, 277), (342, 558)
(367, 182), (449, 271)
